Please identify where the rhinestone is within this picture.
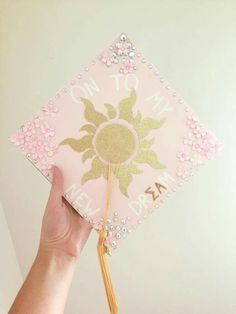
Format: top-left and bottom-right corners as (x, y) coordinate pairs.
(121, 226), (127, 233)
(115, 42), (121, 48)
(113, 217), (118, 223)
(116, 225), (121, 231)
(114, 212), (118, 216)
(111, 241), (117, 247)
(121, 218), (126, 224)
(116, 233), (121, 239)
(123, 49), (129, 56)
(120, 34), (127, 41)
(110, 225), (114, 231)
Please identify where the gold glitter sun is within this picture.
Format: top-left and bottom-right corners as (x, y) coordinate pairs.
(60, 89), (165, 197)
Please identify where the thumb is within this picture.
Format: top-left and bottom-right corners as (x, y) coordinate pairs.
(48, 165), (64, 206)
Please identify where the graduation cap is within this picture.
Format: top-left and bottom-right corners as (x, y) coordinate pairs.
(10, 33), (221, 314)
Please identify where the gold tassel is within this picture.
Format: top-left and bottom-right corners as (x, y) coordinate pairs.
(97, 163), (119, 314)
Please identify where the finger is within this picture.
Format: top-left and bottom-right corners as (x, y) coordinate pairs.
(48, 165), (64, 206)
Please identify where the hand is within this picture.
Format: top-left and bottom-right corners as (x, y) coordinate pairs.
(39, 165), (92, 259)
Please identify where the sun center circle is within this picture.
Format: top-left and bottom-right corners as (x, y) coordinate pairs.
(94, 122), (137, 165)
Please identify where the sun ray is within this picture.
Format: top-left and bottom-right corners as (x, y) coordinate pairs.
(104, 103), (116, 119)
(80, 97), (107, 127)
(82, 149), (96, 162)
(140, 138), (155, 149)
(60, 135), (93, 152)
(118, 88), (136, 123)
(80, 124), (97, 134)
(81, 157), (104, 185)
(115, 166), (133, 197)
(135, 149), (165, 169)
(132, 111), (142, 127)
(125, 162), (143, 174)
(135, 117), (166, 139)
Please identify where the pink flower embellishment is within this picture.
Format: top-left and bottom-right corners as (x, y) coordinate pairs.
(42, 104), (58, 117)
(192, 142), (202, 153)
(190, 154), (203, 166)
(10, 130), (25, 146)
(187, 115), (198, 129)
(10, 117), (57, 174)
(177, 151), (189, 162)
(120, 59), (136, 74)
(100, 52), (118, 67)
(176, 165), (192, 180)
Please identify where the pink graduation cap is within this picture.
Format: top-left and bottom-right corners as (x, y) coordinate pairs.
(10, 33), (221, 314)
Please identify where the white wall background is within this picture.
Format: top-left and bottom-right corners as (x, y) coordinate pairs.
(0, 1), (236, 313)
(0, 203), (22, 314)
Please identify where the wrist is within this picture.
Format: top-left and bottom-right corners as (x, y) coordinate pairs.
(36, 244), (77, 268)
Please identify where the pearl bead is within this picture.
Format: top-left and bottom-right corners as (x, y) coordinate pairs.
(129, 51), (135, 58)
